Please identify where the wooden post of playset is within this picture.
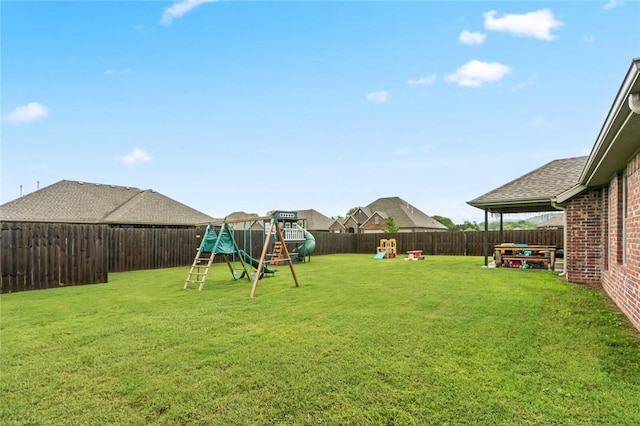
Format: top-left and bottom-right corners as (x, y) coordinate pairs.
(250, 213), (300, 298)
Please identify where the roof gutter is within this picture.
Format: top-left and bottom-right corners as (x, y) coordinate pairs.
(580, 58), (640, 187)
(555, 184), (588, 204)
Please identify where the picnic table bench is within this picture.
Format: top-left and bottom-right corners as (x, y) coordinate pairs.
(405, 250), (425, 261)
(494, 244), (556, 270)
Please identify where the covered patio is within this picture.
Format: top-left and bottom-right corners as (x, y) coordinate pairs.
(467, 156), (588, 268)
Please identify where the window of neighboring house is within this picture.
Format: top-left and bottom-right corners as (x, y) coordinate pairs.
(374, 216), (379, 225)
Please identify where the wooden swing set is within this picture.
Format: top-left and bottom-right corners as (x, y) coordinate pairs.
(184, 212), (300, 298)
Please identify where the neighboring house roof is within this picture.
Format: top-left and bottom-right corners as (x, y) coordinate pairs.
(328, 219), (346, 232)
(0, 179), (214, 226)
(342, 215), (359, 229)
(364, 197), (448, 230)
(221, 211), (264, 230)
(467, 156), (588, 214)
(536, 215), (565, 228)
(295, 209), (335, 231)
(360, 211), (388, 228)
(352, 208), (370, 224)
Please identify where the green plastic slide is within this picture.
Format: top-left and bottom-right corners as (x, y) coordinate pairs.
(294, 230), (316, 257)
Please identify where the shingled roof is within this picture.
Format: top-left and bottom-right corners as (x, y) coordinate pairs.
(467, 156), (588, 214)
(295, 209), (335, 231)
(0, 180), (214, 226)
(364, 197), (448, 230)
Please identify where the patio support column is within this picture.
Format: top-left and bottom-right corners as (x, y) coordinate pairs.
(483, 209), (489, 267)
(499, 213), (504, 244)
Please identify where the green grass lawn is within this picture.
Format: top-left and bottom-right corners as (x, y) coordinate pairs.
(2, 254), (640, 425)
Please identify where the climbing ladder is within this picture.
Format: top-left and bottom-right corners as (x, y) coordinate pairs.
(184, 223), (252, 291)
(184, 248), (215, 291)
(184, 212), (300, 297)
(269, 241), (285, 265)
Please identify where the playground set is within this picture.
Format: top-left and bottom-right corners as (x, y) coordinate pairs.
(374, 238), (425, 261)
(184, 211), (315, 297)
(374, 238), (397, 259)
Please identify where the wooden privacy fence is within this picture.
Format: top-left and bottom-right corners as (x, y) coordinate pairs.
(1, 222), (563, 293)
(1, 221), (108, 293)
(324, 229), (563, 256)
(108, 226), (206, 272)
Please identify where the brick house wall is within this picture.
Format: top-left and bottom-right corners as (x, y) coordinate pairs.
(343, 216), (359, 233)
(565, 188), (604, 285)
(359, 212), (386, 233)
(328, 221), (345, 233)
(601, 153), (640, 332)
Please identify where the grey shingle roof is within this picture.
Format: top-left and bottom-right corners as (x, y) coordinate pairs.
(0, 180), (214, 225)
(467, 156), (588, 213)
(364, 197), (448, 230)
(536, 215), (564, 228)
(295, 209), (335, 231)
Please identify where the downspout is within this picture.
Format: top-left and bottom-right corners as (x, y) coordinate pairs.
(551, 201), (567, 277)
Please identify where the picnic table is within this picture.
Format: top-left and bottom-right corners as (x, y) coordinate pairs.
(405, 250), (425, 261)
(494, 244), (556, 270)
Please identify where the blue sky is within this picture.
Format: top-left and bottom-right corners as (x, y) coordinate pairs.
(2, 0), (638, 223)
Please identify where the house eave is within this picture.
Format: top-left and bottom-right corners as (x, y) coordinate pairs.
(581, 58), (640, 187)
(467, 198), (557, 214)
(555, 184), (588, 204)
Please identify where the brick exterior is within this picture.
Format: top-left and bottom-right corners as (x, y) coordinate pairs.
(565, 152), (640, 332)
(360, 212), (387, 233)
(343, 216), (359, 233)
(565, 188), (604, 285)
(600, 153), (640, 332)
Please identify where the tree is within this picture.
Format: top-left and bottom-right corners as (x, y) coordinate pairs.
(433, 215), (455, 230)
(384, 216), (399, 233)
(346, 207), (360, 216)
(453, 221), (480, 231)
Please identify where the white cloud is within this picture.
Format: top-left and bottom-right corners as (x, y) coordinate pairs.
(407, 75), (436, 86)
(583, 34), (596, 42)
(459, 30), (487, 45)
(160, 0), (217, 25)
(5, 102), (49, 123)
(104, 68), (131, 75)
(118, 148), (153, 166)
(483, 9), (563, 41)
(366, 91), (389, 103)
(604, 0), (621, 9)
(445, 60), (512, 87)
(134, 24), (144, 32)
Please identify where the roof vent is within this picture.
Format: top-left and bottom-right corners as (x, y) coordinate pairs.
(78, 181), (84, 185)
(629, 93), (640, 115)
